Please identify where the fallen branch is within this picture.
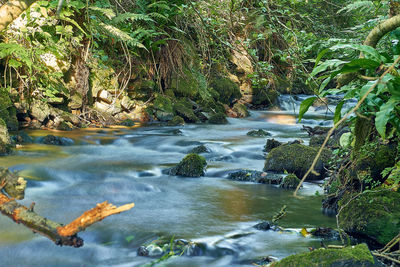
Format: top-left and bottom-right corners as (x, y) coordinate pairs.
(0, 168), (134, 247)
(294, 55), (400, 197)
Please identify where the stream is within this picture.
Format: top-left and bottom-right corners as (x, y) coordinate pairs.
(0, 95), (350, 266)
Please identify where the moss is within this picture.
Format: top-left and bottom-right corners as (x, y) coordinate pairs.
(153, 95), (174, 122)
(0, 88), (18, 131)
(338, 190), (400, 245)
(247, 129), (271, 137)
(280, 174), (300, 189)
(232, 103), (249, 118)
(209, 76), (241, 105)
(173, 99), (199, 123)
(167, 116), (185, 126)
(170, 68), (208, 100)
(264, 139), (282, 152)
(252, 86), (279, 106)
(264, 144), (331, 180)
(189, 145), (210, 154)
(170, 153), (207, 177)
(273, 244), (375, 267)
(208, 112), (228, 124)
(199, 99), (226, 114)
(0, 140), (12, 156)
(0, 118), (10, 145)
(57, 121), (72, 131)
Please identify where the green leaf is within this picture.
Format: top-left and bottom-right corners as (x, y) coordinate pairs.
(334, 101), (345, 124)
(298, 97), (316, 122)
(8, 59), (22, 68)
(375, 99), (396, 139)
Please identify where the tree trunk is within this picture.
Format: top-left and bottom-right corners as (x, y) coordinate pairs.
(0, 0), (37, 32)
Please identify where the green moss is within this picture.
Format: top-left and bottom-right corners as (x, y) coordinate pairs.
(264, 144), (331, 180)
(171, 68), (208, 100)
(167, 116), (185, 126)
(247, 129), (271, 137)
(173, 99), (199, 123)
(280, 174), (300, 189)
(208, 112), (228, 124)
(232, 103), (249, 118)
(209, 76), (241, 105)
(0, 88), (18, 131)
(338, 191), (400, 245)
(264, 139), (282, 152)
(273, 244), (374, 267)
(252, 86), (279, 106)
(152, 95), (174, 122)
(170, 153), (207, 177)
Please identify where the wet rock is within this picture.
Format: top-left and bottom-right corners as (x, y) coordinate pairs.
(174, 100), (199, 123)
(168, 153), (207, 177)
(247, 129), (271, 137)
(119, 119), (136, 127)
(232, 103), (249, 118)
(210, 76), (242, 105)
(264, 139), (282, 152)
(146, 244), (163, 257)
(228, 170), (282, 185)
(41, 135), (73, 146)
(189, 145), (210, 154)
(273, 244), (378, 267)
(208, 112), (228, 124)
(153, 95), (174, 122)
(280, 173), (300, 189)
(137, 246), (149, 256)
(302, 125), (331, 136)
(287, 139), (303, 145)
(264, 144), (331, 180)
(311, 228), (340, 240)
(57, 121), (73, 131)
(11, 131), (33, 144)
(338, 191), (400, 246)
(250, 256), (278, 266)
(167, 116), (185, 126)
(253, 221), (271, 231)
(171, 129), (183, 136)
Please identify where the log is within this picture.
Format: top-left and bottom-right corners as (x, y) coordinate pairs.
(0, 168), (134, 247)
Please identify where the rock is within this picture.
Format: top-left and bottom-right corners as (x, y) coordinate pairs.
(11, 131), (33, 144)
(30, 100), (51, 122)
(57, 121), (73, 131)
(232, 103), (249, 118)
(170, 68), (206, 99)
(209, 76), (242, 105)
(280, 173), (300, 189)
(137, 246), (149, 256)
(68, 93), (83, 110)
(228, 170), (282, 185)
(167, 116), (185, 126)
(208, 113), (228, 124)
(311, 228), (340, 240)
(0, 168), (26, 199)
(0, 88), (18, 130)
(169, 153), (207, 177)
(41, 135), (73, 146)
(273, 244), (378, 267)
(247, 129), (271, 137)
(189, 145), (210, 154)
(119, 119), (136, 127)
(253, 221), (271, 231)
(338, 191), (400, 246)
(153, 95), (174, 122)
(121, 95), (135, 110)
(0, 118), (10, 144)
(264, 144), (331, 180)
(174, 100), (199, 123)
(146, 244), (163, 257)
(264, 139), (282, 152)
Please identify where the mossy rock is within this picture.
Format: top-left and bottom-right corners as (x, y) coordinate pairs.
(169, 153), (207, 177)
(232, 103), (249, 118)
(355, 142), (397, 184)
(338, 191), (400, 245)
(247, 129), (271, 137)
(264, 144), (331, 180)
(0, 118), (10, 145)
(0, 88), (18, 131)
(189, 145), (210, 154)
(0, 140), (12, 156)
(153, 95), (174, 122)
(208, 113), (228, 124)
(170, 68), (208, 100)
(199, 99), (226, 114)
(252, 86), (279, 107)
(11, 131), (33, 144)
(167, 116), (185, 126)
(264, 139), (282, 152)
(273, 244), (376, 267)
(280, 174), (300, 189)
(173, 99), (199, 123)
(210, 76), (241, 105)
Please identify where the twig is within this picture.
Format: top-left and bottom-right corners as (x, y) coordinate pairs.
(372, 252), (400, 265)
(293, 55), (400, 197)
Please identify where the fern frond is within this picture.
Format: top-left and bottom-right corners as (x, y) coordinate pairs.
(147, 1), (171, 11)
(337, 1), (374, 14)
(98, 23), (147, 50)
(112, 13), (154, 24)
(89, 7), (116, 20)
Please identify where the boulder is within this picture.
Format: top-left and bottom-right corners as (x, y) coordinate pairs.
(228, 170), (282, 185)
(264, 144), (331, 180)
(338, 191), (400, 245)
(264, 139), (282, 152)
(11, 131), (33, 144)
(41, 135), (73, 146)
(119, 119), (136, 127)
(232, 103), (249, 118)
(189, 145), (210, 154)
(167, 116), (185, 126)
(0, 119), (11, 155)
(153, 95), (174, 122)
(208, 113), (228, 124)
(30, 99), (51, 122)
(174, 100), (199, 123)
(209, 76), (242, 105)
(169, 154), (207, 177)
(280, 173), (300, 189)
(247, 129), (271, 137)
(273, 244), (378, 267)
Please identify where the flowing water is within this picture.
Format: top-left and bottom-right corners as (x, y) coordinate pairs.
(0, 96), (342, 266)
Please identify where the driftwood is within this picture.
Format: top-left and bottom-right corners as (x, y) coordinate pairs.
(0, 167), (134, 247)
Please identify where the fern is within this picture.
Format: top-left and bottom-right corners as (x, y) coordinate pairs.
(89, 6), (116, 20)
(112, 13), (154, 24)
(98, 22), (146, 49)
(337, 1), (374, 14)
